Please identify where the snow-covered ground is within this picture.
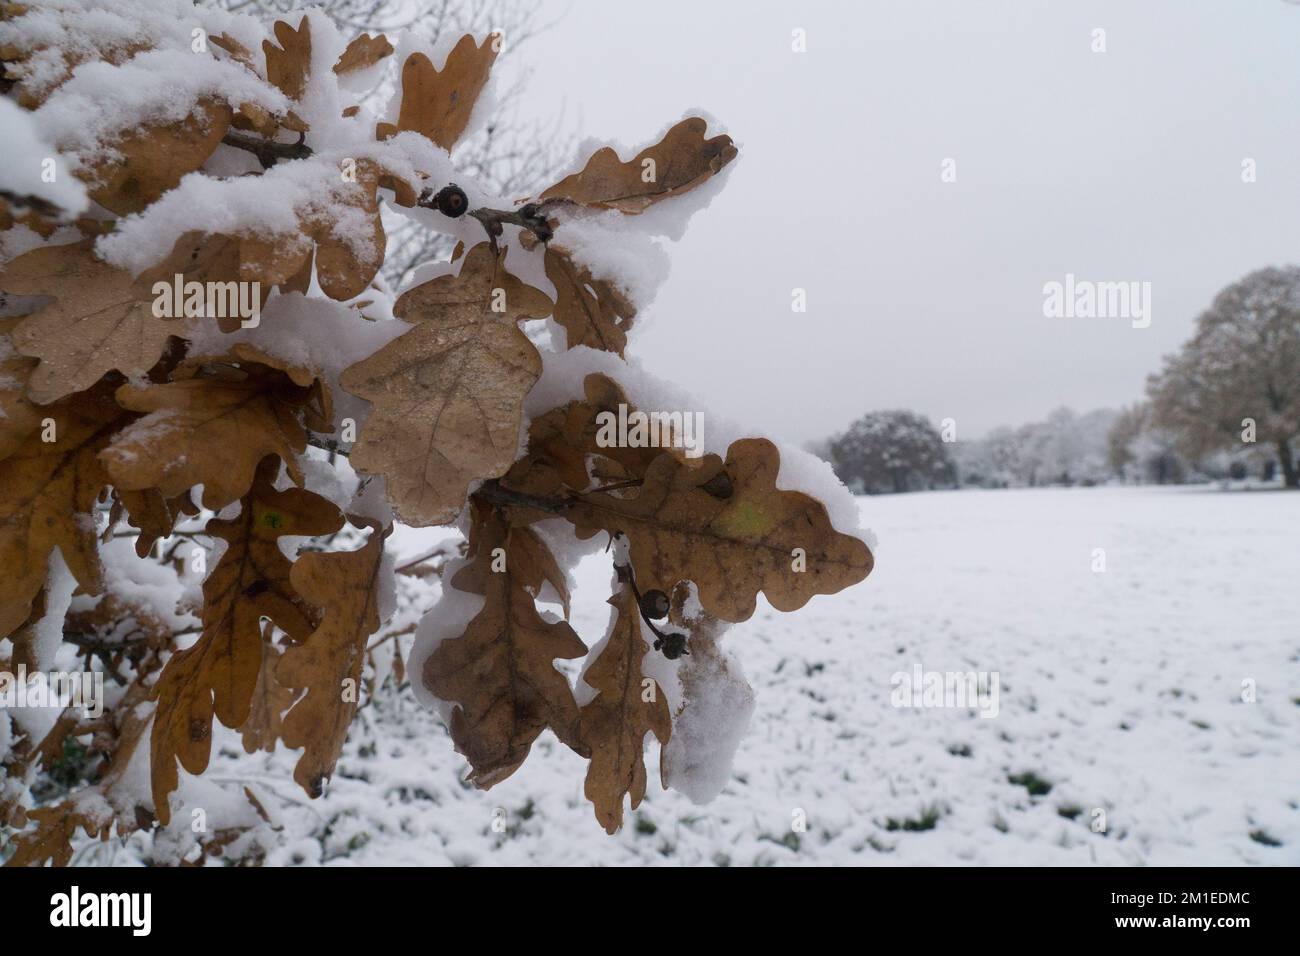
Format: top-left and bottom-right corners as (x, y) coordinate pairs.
(178, 486), (1300, 866)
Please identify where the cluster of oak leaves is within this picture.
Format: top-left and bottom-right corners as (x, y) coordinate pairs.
(0, 2), (872, 865)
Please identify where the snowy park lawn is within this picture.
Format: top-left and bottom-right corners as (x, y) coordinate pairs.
(209, 485), (1300, 867)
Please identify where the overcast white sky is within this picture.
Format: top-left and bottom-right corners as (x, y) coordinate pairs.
(506, 0), (1300, 442)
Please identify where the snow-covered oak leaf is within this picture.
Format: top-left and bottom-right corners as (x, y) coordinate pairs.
(0, 240), (179, 404)
(304, 158), (391, 301)
(139, 231), (309, 326)
(210, 32), (257, 72)
(567, 439), (875, 623)
(0, 317), (42, 461)
(149, 461), (343, 824)
(231, 100), (307, 138)
(100, 359), (324, 511)
(377, 35), (497, 150)
(340, 243), (551, 527)
(241, 626), (295, 756)
(423, 504), (586, 787)
(545, 246), (636, 356)
(541, 117), (737, 213)
(0, 384), (125, 640)
(335, 32), (393, 75)
(134, 159), (405, 305)
(277, 522), (390, 797)
(501, 373), (678, 505)
(263, 16), (313, 103)
(0, 5), (151, 108)
(87, 100), (234, 215)
(575, 580), (671, 834)
(2, 801), (109, 868)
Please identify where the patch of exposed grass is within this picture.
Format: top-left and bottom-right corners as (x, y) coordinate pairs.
(1008, 771), (1053, 797)
(885, 803), (943, 832)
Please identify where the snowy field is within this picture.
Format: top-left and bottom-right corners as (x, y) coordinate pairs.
(176, 486), (1300, 866)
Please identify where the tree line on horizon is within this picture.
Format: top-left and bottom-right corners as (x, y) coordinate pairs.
(818, 266), (1300, 494)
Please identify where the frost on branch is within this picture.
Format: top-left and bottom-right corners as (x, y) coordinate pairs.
(0, 0), (873, 863)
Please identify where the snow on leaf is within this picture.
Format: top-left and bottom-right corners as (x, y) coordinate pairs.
(2, 801), (110, 868)
(137, 230), (309, 327)
(501, 373), (682, 506)
(87, 99), (234, 215)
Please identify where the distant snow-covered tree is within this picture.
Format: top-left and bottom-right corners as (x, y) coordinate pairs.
(828, 410), (956, 494)
(953, 408), (1117, 488)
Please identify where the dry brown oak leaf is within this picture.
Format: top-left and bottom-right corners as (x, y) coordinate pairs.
(263, 16), (312, 102)
(377, 34), (498, 150)
(540, 117), (737, 213)
(340, 242), (552, 527)
(0, 240), (181, 404)
(0, 384), (126, 640)
(149, 461), (343, 824)
(423, 504), (586, 788)
(334, 32), (393, 75)
(544, 246), (636, 356)
(277, 522), (390, 797)
(567, 438), (874, 623)
(100, 358), (325, 512)
(575, 580), (671, 834)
